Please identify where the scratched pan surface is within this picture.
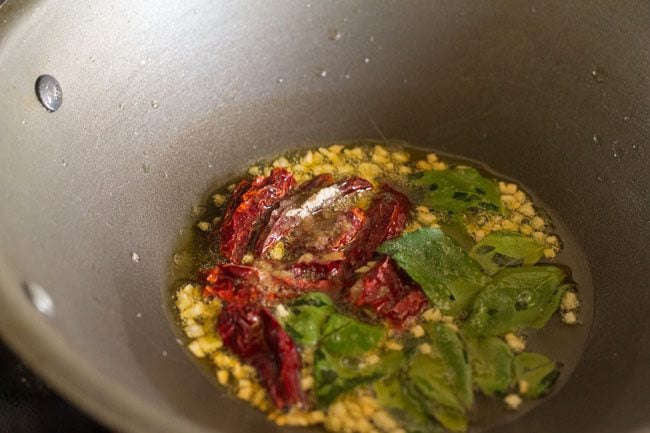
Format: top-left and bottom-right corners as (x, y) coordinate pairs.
(0, 1), (648, 433)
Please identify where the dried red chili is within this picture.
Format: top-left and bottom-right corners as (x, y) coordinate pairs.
(326, 207), (366, 252)
(219, 168), (296, 263)
(255, 176), (371, 256)
(346, 185), (411, 268)
(281, 259), (347, 293)
(254, 174), (334, 256)
(255, 174), (334, 257)
(217, 303), (307, 409)
(202, 264), (263, 303)
(348, 257), (428, 328)
(203, 260), (344, 304)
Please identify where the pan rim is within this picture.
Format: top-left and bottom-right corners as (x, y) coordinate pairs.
(0, 254), (212, 433)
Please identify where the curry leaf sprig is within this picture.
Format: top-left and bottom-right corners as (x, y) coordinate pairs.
(379, 227), (567, 334)
(278, 291), (561, 433)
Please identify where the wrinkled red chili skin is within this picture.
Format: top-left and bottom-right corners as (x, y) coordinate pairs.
(255, 176), (371, 256)
(254, 174), (334, 256)
(283, 259), (347, 293)
(203, 261), (344, 303)
(210, 179), (251, 243)
(219, 168), (296, 263)
(221, 180), (251, 229)
(346, 185), (411, 268)
(349, 257), (428, 328)
(202, 264), (263, 303)
(272, 185), (410, 297)
(217, 303), (307, 409)
(317, 207), (366, 253)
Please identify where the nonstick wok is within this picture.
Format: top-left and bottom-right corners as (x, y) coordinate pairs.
(0, 1), (649, 432)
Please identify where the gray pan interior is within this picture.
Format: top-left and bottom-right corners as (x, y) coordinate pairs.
(0, 1), (649, 432)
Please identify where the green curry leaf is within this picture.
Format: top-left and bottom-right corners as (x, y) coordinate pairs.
(314, 349), (377, 405)
(320, 313), (385, 357)
(401, 323), (473, 432)
(414, 167), (503, 214)
(529, 283), (571, 329)
(378, 227), (490, 314)
(463, 266), (566, 337)
(281, 292), (335, 346)
(470, 231), (546, 275)
(464, 336), (515, 396)
(312, 311), (389, 405)
(423, 322), (474, 407)
(314, 349), (403, 406)
(408, 353), (468, 432)
(439, 214), (475, 251)
(514, 352), (559, 398)
(374, 375), (444, 433)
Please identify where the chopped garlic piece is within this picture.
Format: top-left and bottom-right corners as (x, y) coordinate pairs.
(562, 291), (580, 310)
(196, 221), (211, 232)
(504, 394), (522, 410)
(410, 325), (425, 338)
(505, 333), (526, 353)
(562, 311), (578, 325)
(423, 308), (442, 322)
